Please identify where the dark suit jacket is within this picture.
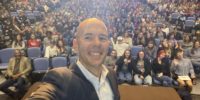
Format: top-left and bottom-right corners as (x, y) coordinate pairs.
(26, 64), (120, 100)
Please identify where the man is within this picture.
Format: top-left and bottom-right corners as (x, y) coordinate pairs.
(0, 49), (32, 97)
(27, 18), (120, 100)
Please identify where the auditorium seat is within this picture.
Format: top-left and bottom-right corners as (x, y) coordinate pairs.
(27, 47), (41, 59)
(0, 48), (15, 70)
(131, 45), (143, 58)
(32, 57), (49, 73)
(51, 57), (68, 68)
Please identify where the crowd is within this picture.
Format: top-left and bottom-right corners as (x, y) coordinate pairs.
(0, 0), (199, 99)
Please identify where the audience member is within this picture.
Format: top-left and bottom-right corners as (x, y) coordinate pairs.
(171, 49), (196, 92)
(116, 49), (134, 84)
(0, 49), (32, 98)
(133, 50), (152, 85)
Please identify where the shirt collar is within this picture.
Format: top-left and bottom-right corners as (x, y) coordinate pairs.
(76, 59), (109, 85)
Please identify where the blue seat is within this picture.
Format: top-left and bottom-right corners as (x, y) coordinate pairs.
(32, 58), (49, 73)
(184, 20), (195, 33)
(187, 17), (196, 21)
(33, 11), (41, 16)
(0, 48), (15, 70)
(131, 46), (143, 58)
(69, 56), (77, 67)
(170, 13), (180, 25)
(10, 12), (18, 17)
(154, 38), (161, 47)
(27, 47), (41, 59)
(24, 10), (32, 16)
(51, 57), (68, 68)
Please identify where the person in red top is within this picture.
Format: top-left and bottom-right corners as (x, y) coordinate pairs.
(27, 34), (41, 48)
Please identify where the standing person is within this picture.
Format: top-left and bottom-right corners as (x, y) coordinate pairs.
(0, 49), (32, 98)
(26, 18), (120, 100)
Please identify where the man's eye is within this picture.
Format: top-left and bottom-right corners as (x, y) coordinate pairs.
(99, 36), (108, 41)
(84, 36), (92, 40)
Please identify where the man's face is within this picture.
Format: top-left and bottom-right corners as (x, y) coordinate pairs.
(15, 50), (21, 59)
(75, 20), (110, 68)
(111, 50), (117, 57)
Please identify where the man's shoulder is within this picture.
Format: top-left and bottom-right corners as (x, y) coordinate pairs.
(46, 67), (73, 79)
(42, 67), (73, 87)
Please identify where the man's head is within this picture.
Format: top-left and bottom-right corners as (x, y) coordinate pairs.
(74, 18), (110, 68)
(111, 49), (117, 58)
(14, 49), (21, 59)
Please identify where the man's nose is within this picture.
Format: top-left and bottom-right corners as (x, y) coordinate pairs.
(93, 37), (101, 46)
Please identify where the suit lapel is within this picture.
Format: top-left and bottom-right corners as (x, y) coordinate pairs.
(70, 63), (99, 100)
(107, 69), (120, 100)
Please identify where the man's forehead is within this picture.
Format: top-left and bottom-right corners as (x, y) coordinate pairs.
(78, 18), (106, 28)
(77, 18), (107, 35)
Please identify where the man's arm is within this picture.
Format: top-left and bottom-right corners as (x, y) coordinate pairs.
(6, 58), (14, 77)
(25, 68), (72, 100)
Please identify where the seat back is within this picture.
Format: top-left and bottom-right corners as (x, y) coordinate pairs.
(185, 20), (195, 27)
(33, 58), (49, 73)
(51, 57), (68, 68)
(154, 38), (161, 47)
(0, 48), (15, 63)
(131, 46), (143, 58)
(187, 17), (195, 21)
(171, 13), (180, 19)
(27, 47), (41, 59)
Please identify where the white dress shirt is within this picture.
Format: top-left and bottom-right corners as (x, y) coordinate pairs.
(77, 60), (114, 100)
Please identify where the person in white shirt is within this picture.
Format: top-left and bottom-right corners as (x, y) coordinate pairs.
(114, 36), (130, 57)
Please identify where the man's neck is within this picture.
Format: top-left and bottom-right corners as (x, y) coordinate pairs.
(79, 60), (103, 78)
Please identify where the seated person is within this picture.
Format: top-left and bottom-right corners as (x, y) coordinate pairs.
(171, 49), (196, 92)
(116, 49), (134, 84)
(144, 40), (158, 62)
(44, 40), (58, 58)
(0, 49), (32, 98)
(133, 50), (152, 85)
(104, 49), (118, 70)
(27, 34), (41, 48)
(57, 40), (72, 57)
(11, 34), (26, 50)
(189, 40), (200, 75)
(152, 50), (175, 86)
